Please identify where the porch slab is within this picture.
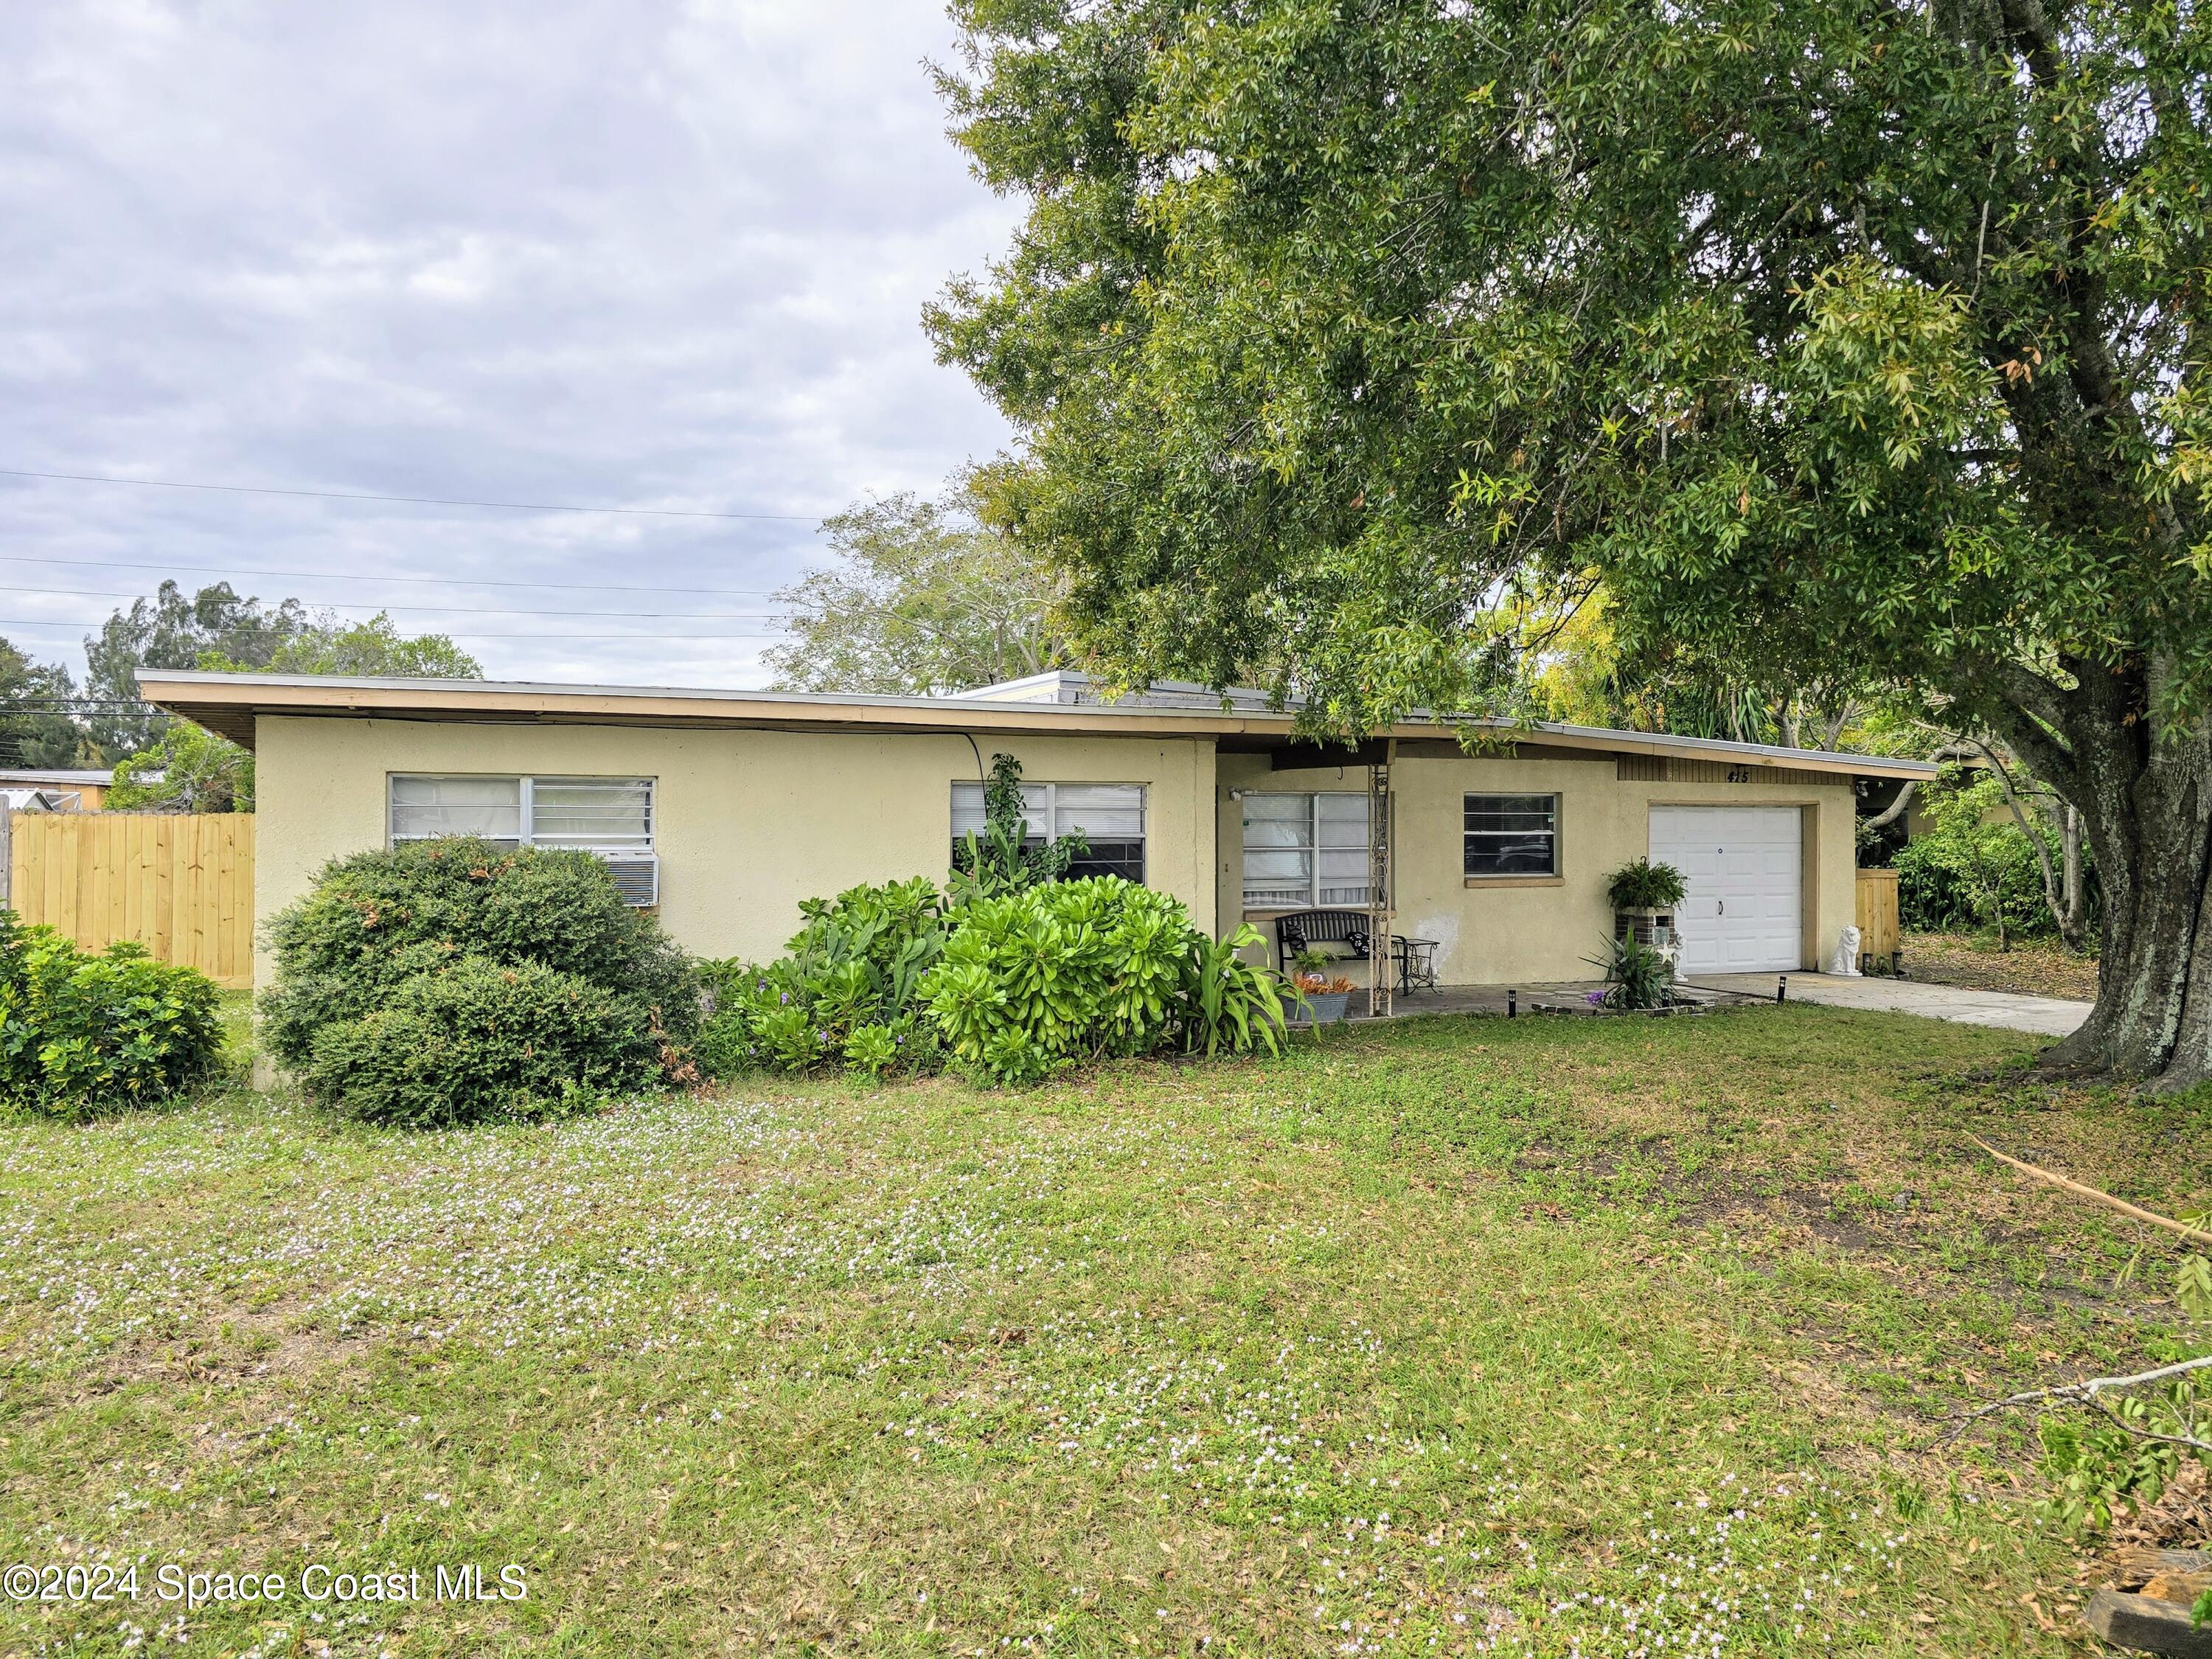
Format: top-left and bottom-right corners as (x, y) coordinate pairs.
(1688, 972), (2090, 1037)
(1347, 981), (1627, 1019)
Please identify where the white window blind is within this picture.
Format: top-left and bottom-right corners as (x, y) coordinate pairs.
(390, 776), (652, 852)
(1242, 792), (1373, 908)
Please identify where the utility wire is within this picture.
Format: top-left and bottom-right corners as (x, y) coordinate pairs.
(0, 553), (791, 597)
(0, 552), (790, 597)
(0, 581), (793, 620)
(0, 616), (788, 639)
(0, 467), (824, 521)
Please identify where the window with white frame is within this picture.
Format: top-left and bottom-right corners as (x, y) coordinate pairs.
(949, 781), (1146, 883)
(1241, 792), (1373, 908)
(389, 776), (654, 854)
(1463, 793), (1558, 876)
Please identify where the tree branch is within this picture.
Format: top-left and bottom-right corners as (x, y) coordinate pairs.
(1958, 1353), (2212, 1422)
(1861, 779), (1917, 831)
(1970, 1135), (2212, 1247)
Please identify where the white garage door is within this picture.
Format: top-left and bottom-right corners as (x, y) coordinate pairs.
(1649, 806), (1803, 974)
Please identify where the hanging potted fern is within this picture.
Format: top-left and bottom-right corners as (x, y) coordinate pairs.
(1606, 858), (1686, 951)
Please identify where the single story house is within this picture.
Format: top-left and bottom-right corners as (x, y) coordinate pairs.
(137, 668), (1934, 992)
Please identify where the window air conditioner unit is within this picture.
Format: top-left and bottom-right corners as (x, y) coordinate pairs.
(599, 853), (659, 908)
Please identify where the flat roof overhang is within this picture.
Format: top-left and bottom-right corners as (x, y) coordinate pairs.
(136, 670), (1940, 782)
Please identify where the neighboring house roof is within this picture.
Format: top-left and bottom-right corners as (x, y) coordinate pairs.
(135, 669), (1938, 781)
(0, 768), (113, 787)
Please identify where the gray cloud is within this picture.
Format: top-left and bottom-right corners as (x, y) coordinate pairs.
(0, 0), (1018, 686)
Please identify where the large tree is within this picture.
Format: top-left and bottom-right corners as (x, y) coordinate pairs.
(766, 490), (1073, 695)
(0, 638), (89, 768)
(929, 0), (2212, 1086)
(84, 580), (312, 755)
(86, 585), (482, 761)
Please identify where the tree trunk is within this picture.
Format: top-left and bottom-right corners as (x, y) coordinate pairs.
(2037, 717), (2212, 1091)
(2055, 799), (2089, 953)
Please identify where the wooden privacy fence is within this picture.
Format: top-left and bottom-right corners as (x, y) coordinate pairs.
(1855, 866), (1901, 970)
(1, 812), (254, 987)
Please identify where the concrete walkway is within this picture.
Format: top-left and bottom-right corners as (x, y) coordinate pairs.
(1688, 972), (2090, 1037)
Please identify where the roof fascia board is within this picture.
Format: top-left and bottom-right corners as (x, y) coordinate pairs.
(134, 671), (1938, 779)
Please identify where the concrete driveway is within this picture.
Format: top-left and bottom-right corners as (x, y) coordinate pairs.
(1688, 972), (2090, 1037)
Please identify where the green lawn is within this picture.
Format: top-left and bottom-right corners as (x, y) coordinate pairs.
(2, 1004), (2203, 1655)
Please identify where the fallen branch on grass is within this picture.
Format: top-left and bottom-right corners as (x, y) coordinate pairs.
(1947, 1355), (2212, 1455)
(1968, 1135), (2212, 1248)
(1949, 1140), (2212, 1455)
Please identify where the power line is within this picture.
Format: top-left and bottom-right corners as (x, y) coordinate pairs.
(0, 616), (788, 639)
(0, 467), (825, 521)
(0, 581), (793, 620)
(0, 552), (790, 597)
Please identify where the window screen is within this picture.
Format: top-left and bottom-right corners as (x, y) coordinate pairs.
(390, 776), (523, 845)
(526, 778), (653, 852)
(389, 776), (652, 853)
(950, 781), (1147, 883)
(1241, 793), (1373, 908)
(1463, 793), (1558, 876)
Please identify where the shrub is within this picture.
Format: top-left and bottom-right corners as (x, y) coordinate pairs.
(1586, 932), (1674, 1010)
(697, 876), (949, 1079)
(262, 837), (697, 1123)
(0, 911), (223, 1113)
(922, 879), (1199, 1082)
(1894, 819), (2056, 939)
(701, 874), (1291, 1086)
(301, 957), (656, 1128)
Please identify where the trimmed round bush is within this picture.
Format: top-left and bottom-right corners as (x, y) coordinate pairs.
(263, 837), (697, 1123)
(302, 956), (658, 1127)
(0, 912), (223, 1113)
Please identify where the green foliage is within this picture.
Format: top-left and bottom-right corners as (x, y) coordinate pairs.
(948, 752), (1089, 898)
(2035, 1242), (2211, 1537)
(300, 957), (654, 1129)
(764, 487), (1072, 695)
(2036, 1409), (2182, 1534)
(924, 879), (1202, 1083)
(1893, 771), (2067, 942)
(86, 580), (313, 757)
(84, 580), (483, 762)
(0, 911), (223, 1113)
(700, 874), (1290, 1086)
(1587, 934), (1674, 1012)
(1182, 923), (1293, 1060)
(107, 723), (255, 813)
(928, 1), (2211, 1051)
(696, 877), (950, 1080)
(198, 611), (481, 679)
(0, 635), (90, 768)
(1604, 859), (1686, 912)
(262, 837), (696, 1124)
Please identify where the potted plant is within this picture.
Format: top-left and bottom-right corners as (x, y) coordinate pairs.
(1293, 948), (1354, 1024)
(1605, 858), (1686, 950)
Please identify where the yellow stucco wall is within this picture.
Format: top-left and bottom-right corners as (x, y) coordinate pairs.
(1216, 750), (1858, 984)
(252, 716), (1218, 988)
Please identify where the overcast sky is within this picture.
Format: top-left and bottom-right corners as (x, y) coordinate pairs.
(0, 1), (1020, 689)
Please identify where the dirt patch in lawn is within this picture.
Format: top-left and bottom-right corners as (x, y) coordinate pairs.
(1899, 931), (2099, 1001)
